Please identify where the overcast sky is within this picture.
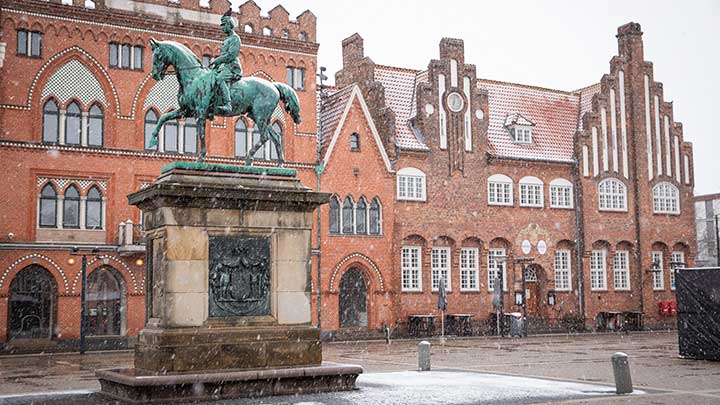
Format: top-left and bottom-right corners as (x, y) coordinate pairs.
(239, 0), (718, 195)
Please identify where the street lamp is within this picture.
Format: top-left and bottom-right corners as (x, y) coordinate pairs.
(515, 257), (535, 338)
(69, 247), (100, 354)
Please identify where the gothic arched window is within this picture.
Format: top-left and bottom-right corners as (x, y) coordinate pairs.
(88, 103), (104, 147)
(329, 196), (340, 234)
(184, 118), (197, 154)
(42, 99), (59, 143)
(342, 197), (354, 234)
(164, 118), (178, 153)
(235, 119), (247, 158)
(355, 197), (367, 234)
(270, 121), (282, 161)
(86, 186), (103, 229)
(39, 183), (58, 228)
(369, 198), (381, 235)
(63, 184), (80, 228)
(65, 101), (82, 145)
(144, 110), (158, 150)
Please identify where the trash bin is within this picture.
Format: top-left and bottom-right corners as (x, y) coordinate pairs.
(509, 312), (524, 337)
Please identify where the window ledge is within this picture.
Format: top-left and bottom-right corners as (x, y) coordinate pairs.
(519, 204), (544, 208)
(328, 233), (384, 238)
(401, 290), (424, 294)
(590, 288), (608, 292)
(598, 208), (629, 213)
(488, 202), (513, 207)
(550, 205), (574, 210)
(397, 198), (426, 202)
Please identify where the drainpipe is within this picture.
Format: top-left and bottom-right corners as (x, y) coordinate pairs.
(571, 157), (585, 319)
(315, 67), (328, 331)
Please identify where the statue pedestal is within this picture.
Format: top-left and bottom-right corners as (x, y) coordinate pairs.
(96, 163), (362, 403)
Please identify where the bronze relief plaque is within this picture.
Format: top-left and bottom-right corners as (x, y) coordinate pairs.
(209, 236), (270, 317)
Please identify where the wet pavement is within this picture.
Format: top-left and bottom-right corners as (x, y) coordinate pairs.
(0, 330), (718, 404)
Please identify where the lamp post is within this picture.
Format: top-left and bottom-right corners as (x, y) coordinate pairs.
(69, 247), (100, 354)
(515, 257), (535, 338)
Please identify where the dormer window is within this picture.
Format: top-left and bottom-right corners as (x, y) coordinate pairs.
(511, 126), (532, 143)
(504, 113), (535, 144)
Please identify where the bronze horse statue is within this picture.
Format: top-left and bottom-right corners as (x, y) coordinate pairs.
(147, 38), (300, 166)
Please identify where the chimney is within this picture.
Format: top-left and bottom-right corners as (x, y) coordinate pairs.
(439, 37), (464, 66)
(616, 22), (644, 62)
(342, 33), (364, 68)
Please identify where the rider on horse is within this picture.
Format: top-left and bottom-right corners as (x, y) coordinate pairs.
(211, 9), (243, 115)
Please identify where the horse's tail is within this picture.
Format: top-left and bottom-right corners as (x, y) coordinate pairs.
(274, 82), (301, 124)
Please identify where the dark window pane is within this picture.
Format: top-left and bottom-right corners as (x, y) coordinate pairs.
(355, 199), (367, 234)
(295, 68), (304, 90)
(86, 268), (122, 335)
(270, 122), (282, 160)
(202, 55), (211, 68)
(342, 198), (354, 234)
(30, 32), (41, 57)
(144, 110), (158, 150)
(235, 120), (247, 157)
(63, 186), (80, 228)
(65, 103), (81, 145)
(109, 43), (118, 67)
(329, 198), (339, 234)
(17, 30), (27, 55)
(121, 44), (130, 68)
(286, 67), (293, 87)
(350, 133), (360, 150)
(43, 100), (59, 143)
(41, 184), (56, 198)
(88, 104), (103, 146)
(253, 127), (264, 159)
(369, 199), (381, 235)
(40, 198), (56, 227)
(86, 200), (102, 229)
(164, 120), (178, 152)
(133, 46), (143, 70)
(184, 118), (197, 154)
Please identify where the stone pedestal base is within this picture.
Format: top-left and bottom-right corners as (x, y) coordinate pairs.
(134, 325), (322, 373)
(97, 362), (363, 403)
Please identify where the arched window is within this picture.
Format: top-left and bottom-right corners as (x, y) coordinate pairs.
(397, 167), (426, 201)
(342, 197), (354, 234)
(263, 26), (272, 36)
(350, 133), (360, 151)
(488, 174), (513, 206)
(653, 182), (680, 214)
(235, 119), (248, 157)
(144, 110), (158, 150)
(299, 31), (308, 42)
(39, 183), (58, 228)
(87, 266), (125, 336)
(65, 101), (82, 145)
(244, 24), (253, 33)
(42, 99), (59, 143)
(63, 184), (80, 228)
(329, 196), (340, 234)
(252, 125), (265, 159)
(86, 186), (103, 229)
(598, 178), (627, 211)
(369, 198), (381, 235)
(184, 118), (197, 154)
(164, 118), (178, 153)
(9, 265), (58, 339)
(88, 103), (104, 147)
(518, 176), (544, 207)
(549, 178), (573, 208)
(270, 121), (282, 161)
(355, 197), (367, 234)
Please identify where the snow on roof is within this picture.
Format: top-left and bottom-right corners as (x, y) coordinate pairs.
(478, 79), (580, 163)
(577, 83), (601, 132)
(318, 84), (355, 151)
(374, 65), (429, 151)
(504, 112), (535, 127)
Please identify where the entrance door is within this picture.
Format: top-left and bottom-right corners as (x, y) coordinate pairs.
(339, 268), (368, 328)
(523, 265), (540, 315)
(87, 266), (125, 336)
(8, 265), (57, 339)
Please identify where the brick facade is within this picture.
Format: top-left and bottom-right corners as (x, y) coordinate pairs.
(0, 0), (697, 349)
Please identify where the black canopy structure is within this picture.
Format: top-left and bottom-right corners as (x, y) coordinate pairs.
(676, 267), (720, 361)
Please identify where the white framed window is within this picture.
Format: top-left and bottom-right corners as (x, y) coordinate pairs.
(511, 125), (532, 144)
(460, 248), (479, 291)
(487, 248), (507, 291)
(652, 182), (680, 214)
(613, 250), (630, 290)
(397, 167), (426, 201)
(598, 178), (627, 211)
(401, 246), (422, 292)
(286, 66), (305, 90)
(431, 247), (451, 291)
(550, 178), (573, 209)
(670, 251), (685, 291)
(590, 250), (607, 290)
(554, 250), (571, 291)
(519, 176), (543, 207)
(488, 174), (513, 206)
(652, 251), (664, 290)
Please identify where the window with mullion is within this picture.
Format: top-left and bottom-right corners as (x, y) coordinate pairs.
(86, 186), (103, 230)
(460, 248), (479, 291)
(554, 250), (571, 291)
(39, 184), (58, 228)
(613, 250), (630, 290)
(184, 118), (198, 154)
(401, 246), (422, 291)
(369, 198), (381, 235)
(63, 185), (81, 229)
(670, 251), (684, 290)
(488, 248), (506, 291)
(329, 197), (340, 234)
(164, 119), (178, 153)
(519, 183), (543, 207)
(431, 247), (451, 291)
(42, 99), (59, 143)
(550, 185), (573, 208)
(17, 30), (42, 57)
(652, 251), (664, 290)
(88, 103), (104, 147)
(355, 198), (367, 234)
(590, 250), (607, 290)
(341, 197), (354, 234)
(65, 102), (82, 145)
(488, 182), (512, 205)
(144, 110), (158, 150)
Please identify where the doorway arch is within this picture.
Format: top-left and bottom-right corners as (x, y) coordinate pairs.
(86, 266), (126, 336)
(8, 265), (58, 340)
(339, 267), (368, 328)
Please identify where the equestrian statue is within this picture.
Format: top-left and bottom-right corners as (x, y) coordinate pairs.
(147, 9), (300, 166)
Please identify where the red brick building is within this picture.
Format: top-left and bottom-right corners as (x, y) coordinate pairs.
(0, 0), (696, 350)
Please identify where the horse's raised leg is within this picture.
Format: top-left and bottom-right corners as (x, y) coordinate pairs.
(265, 124), (284, 167)
(149, 109), (184, 149)
(197, 117), (206, 163)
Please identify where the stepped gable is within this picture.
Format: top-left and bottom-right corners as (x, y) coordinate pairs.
(372, 65), (429, 151)
(576, 83), (601, 132)
(478, 79), (579, 163)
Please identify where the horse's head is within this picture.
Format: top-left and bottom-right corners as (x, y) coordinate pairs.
(150, 38), (170, 81)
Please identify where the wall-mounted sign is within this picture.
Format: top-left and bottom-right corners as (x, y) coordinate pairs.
(537, 240), (547, 255)
(521, 239), (531, 255)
